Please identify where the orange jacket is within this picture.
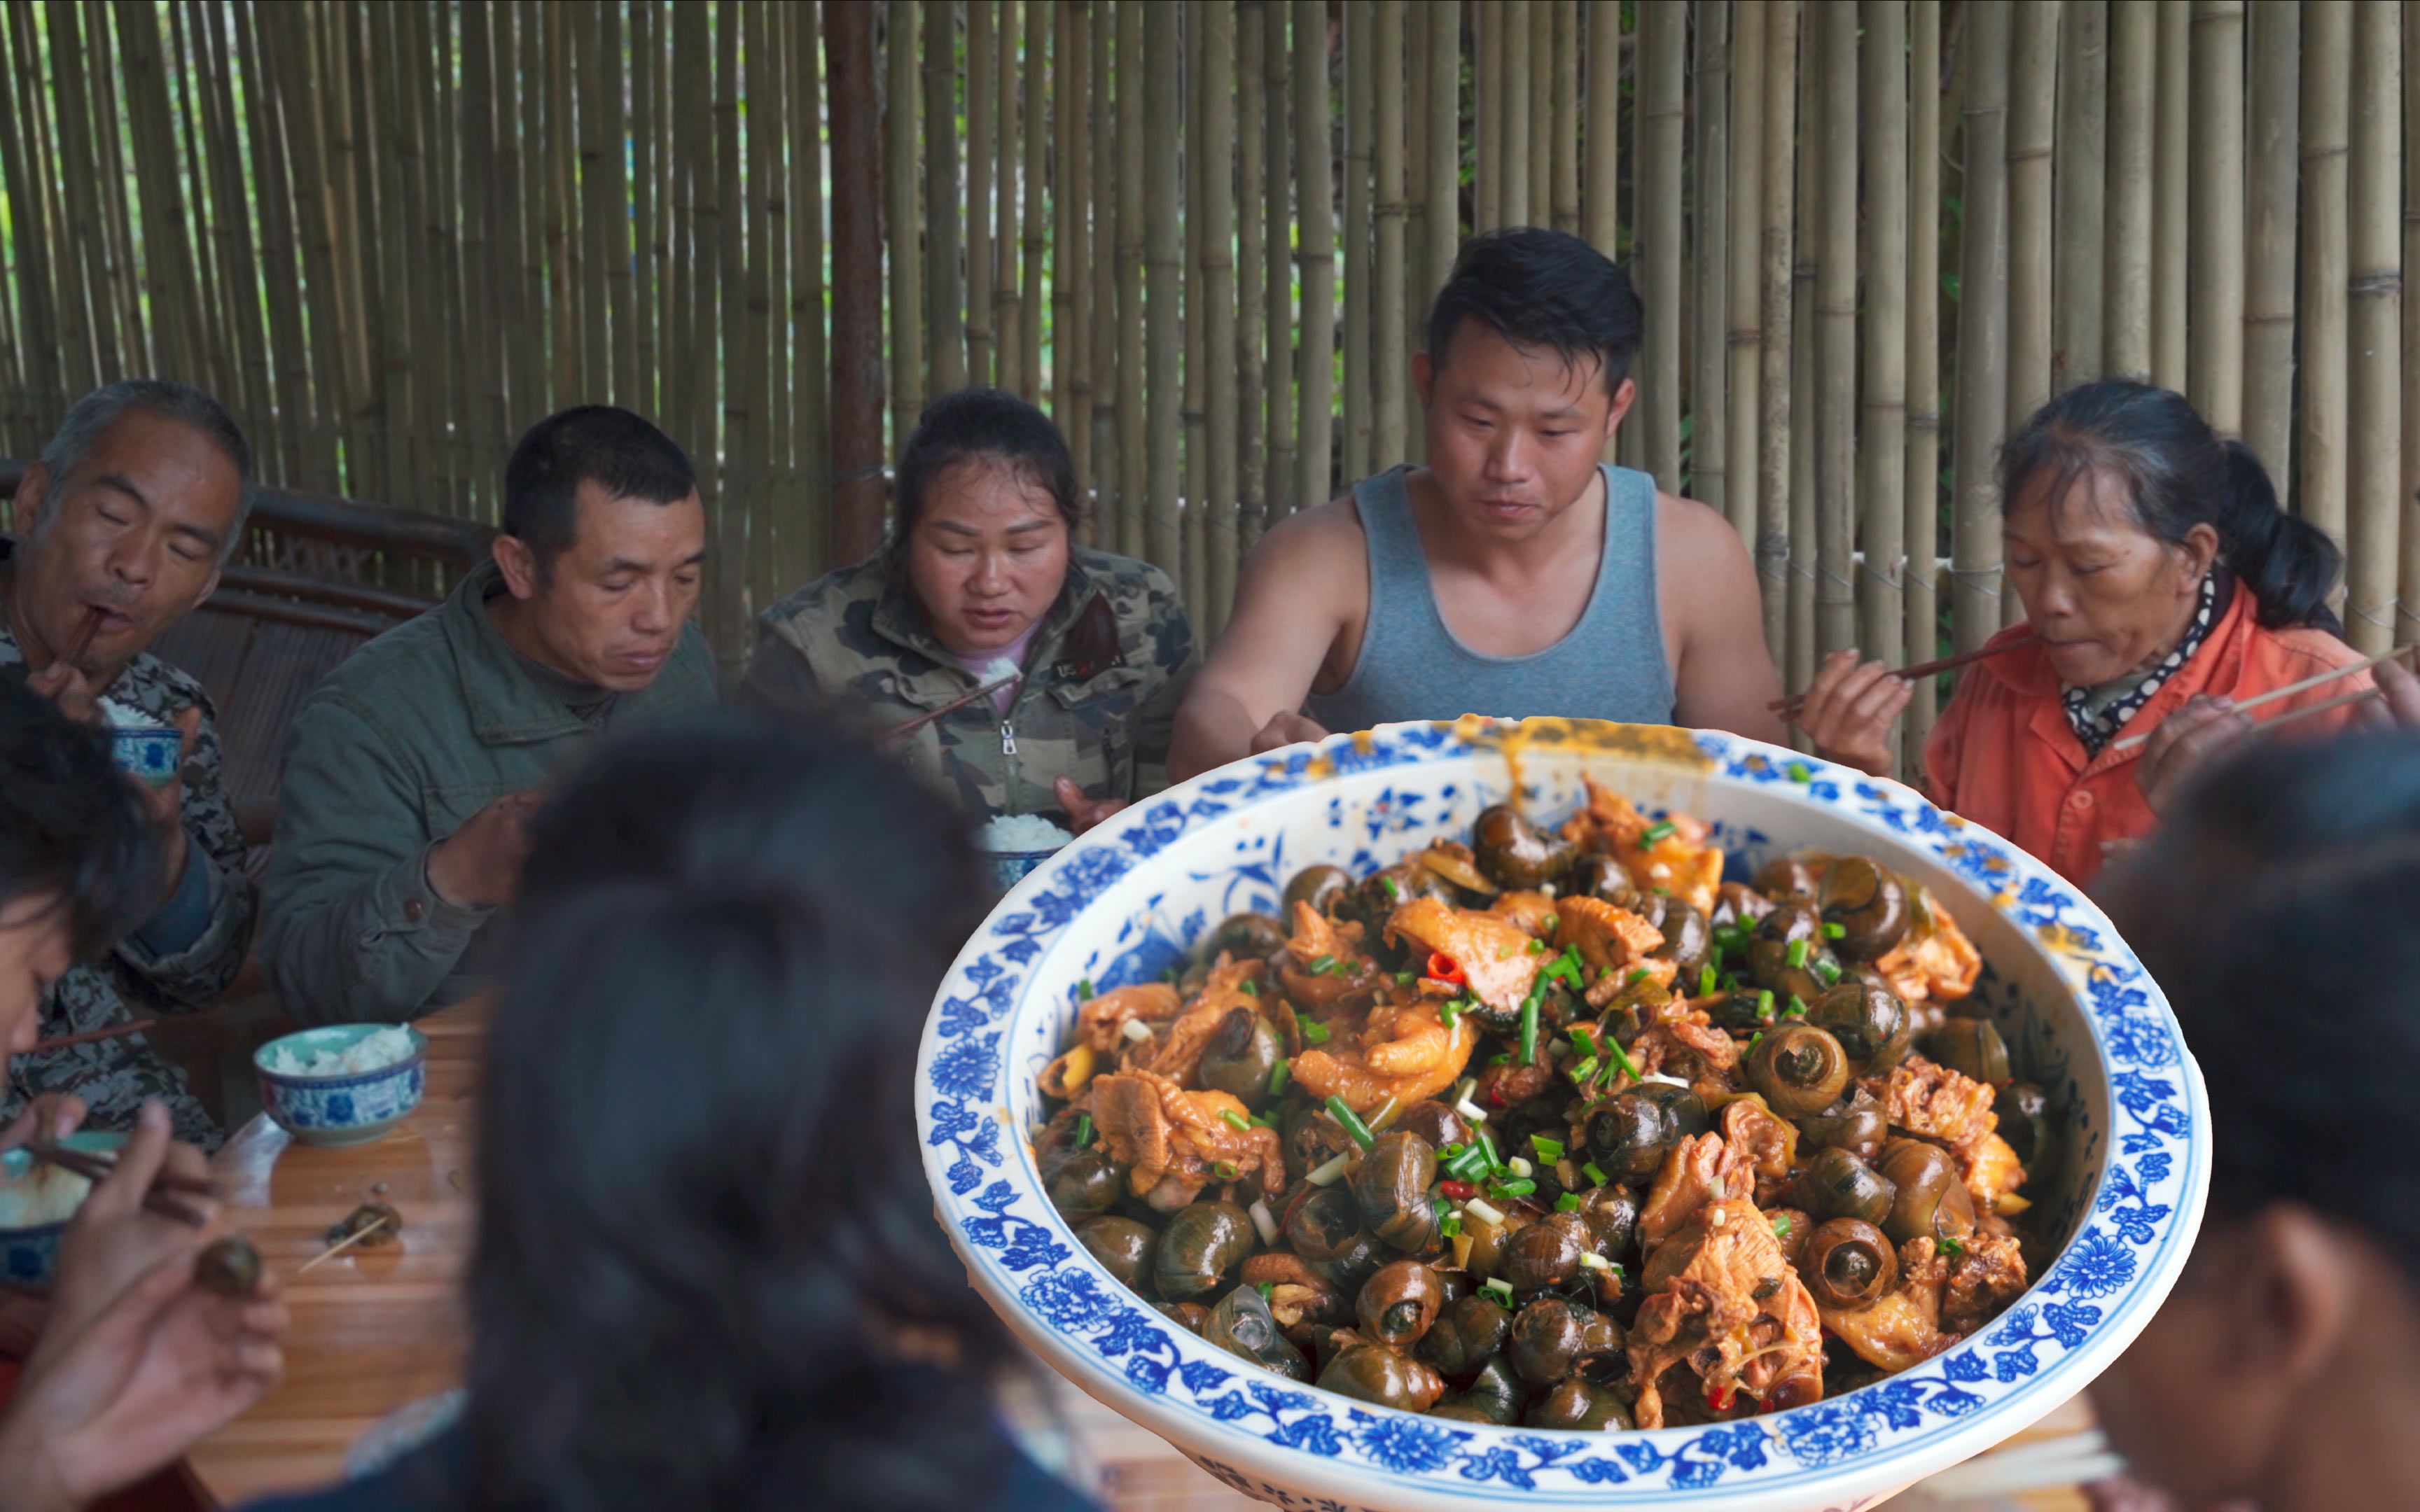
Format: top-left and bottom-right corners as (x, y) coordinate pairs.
(1923, 587), (2372, 889)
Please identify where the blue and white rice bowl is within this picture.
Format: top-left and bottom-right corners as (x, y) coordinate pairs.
(917, 719), (2209, 1512)
(254, 1024), (429, 1147)
(0, 1130), (127, 1288)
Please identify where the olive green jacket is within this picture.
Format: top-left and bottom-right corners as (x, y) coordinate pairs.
(260, 561), (720, 1023)
(739, 549), (1197, 820)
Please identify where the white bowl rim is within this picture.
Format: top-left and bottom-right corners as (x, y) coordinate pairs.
(253, 1023), (429, 1085)
(917, 721), (2209, 1503)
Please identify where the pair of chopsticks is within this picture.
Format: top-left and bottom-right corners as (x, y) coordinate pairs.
(886, 673), (1019, 738)
(25, 1018), (157, 1056)
(1770, 634), (2043, 722)
(2106, 640), (2414, 752)
(27, 1140), (216, 1228)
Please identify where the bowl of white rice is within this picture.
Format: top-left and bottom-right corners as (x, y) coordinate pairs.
(0, 1130), (125, 1288)
(253, 1023), (428, 1147)
(981, 812), (1076, 893)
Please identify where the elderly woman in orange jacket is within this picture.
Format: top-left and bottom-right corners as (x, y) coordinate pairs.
(1796, 380), (2372, 889)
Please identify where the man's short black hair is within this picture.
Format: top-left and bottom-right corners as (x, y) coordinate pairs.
(503, 406), (697, 570)
(1424, 227), (1646, 395)
(0, 676), (160, 960)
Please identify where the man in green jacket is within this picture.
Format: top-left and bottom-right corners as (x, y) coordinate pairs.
(261, 407), (718, 1023)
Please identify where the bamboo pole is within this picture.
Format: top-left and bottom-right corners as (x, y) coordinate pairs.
(1583, 0), (1620, 260)
(632, 0), (660, 423)
(2054, 0), (2106, 395)
(967, 0), (994, 386)
(887, 0), (923, 450)
(239, 0), (312, 482)
(1059, 1), (1090, 467)
(1814, 0), (1856, 659)
(1297, 0), (1335, 505)
(2406, 0), (2420, 644)
(1641, 0), (1685, 495)
(828, 0), (886, 566)
(1020, 0), (1046, 402)
(2300, 1), (2351, 570)
(1907, 0), (1944, 759)
(744, 0), (782, 615)
(2006, 0), (2056, 447)
(1093, 0), (1121, 538)
(1757, 0), (1799, 661)
(0, 4), (56, 433)
(1692, 1), (1730, 526)
(462, 1), (503, 488)
(1424, 0), (1458, 304)
(1406, 0), (1428, 379)
(1144, 0), (1181, 578)
(2188, 1), (2246, 433)
(2349, 0), (2401, 654)
(1264, 0), (1295, 519)
(262, 3), (352, 491)
(1375, 0), (1407, 467)
(927, 0), (966, 396)
(2104, 0), (2153, 379)
(1185, 0), (1209, 610)
(715, 0), (749, 652)
(1343, 0), (1372, 482)
(1240, 0), (1267, 540)
(793, 0), (830, 584)
(1787, 15), (1819, 690)
(1552, 0), (1580, 234)
(1502, 0), (1530, 229)
(1725, 0), (1765, 552)
(606, 3), (638, 405)
(1954, 0), (2012, 657)
(1863, 0), (1909, 688)
(1477, 0), (1502, 230)
(1206, 0), (1241, 631)
(381, 0), (425, 510)
(47, 1), (109, 398)
(2151, 0), (2188, 391)
(1528, 0), (1554, 226)
(675, 1), (717, 470)
(1118, 0), (1146, 552)
(998, 0), (1026, 400)
(2242, 1), (2300, 478)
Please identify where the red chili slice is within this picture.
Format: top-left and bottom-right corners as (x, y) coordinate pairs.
(1427, 952), (1466, 986)
(1706, 1383), (1737, 1413)
(1439, 1179), (1478, 1200)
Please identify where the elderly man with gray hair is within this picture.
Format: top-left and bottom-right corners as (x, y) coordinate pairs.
(0, 379), (258, 1149)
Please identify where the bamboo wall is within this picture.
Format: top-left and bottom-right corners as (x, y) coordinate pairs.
(1, 1), (2415, 746)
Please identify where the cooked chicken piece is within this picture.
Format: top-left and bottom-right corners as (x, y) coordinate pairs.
(1819, 1237), (1954, 1373)
(1875, 904), (1982, 1003)
(1639, 1133), (1756, 1255)
(1090, 1070), (1286, 1210)
(1720, 1098), (1800, 1203)
(1562, 780), (1725, 916)
(1629, 1199), (1823, 1427)
(1287, 998), (1481, 1115)
(1120, 959), (1267, 1087)
(1073, 982), (1185, 1051)
(1880, 1055), (1999, 1148)
(1279, 902), (1384, 1010)
(1956, 1130), (2027, 1212)
(1241, 1252), (1351, 1330)
(1632, 1019), (1741, 1089)
(1487, 889), (1559, 936)
(1384, 896), (1543, 1015)
(1555, 895), (1675, 1007)
(1942, 1230), (2030, 1336)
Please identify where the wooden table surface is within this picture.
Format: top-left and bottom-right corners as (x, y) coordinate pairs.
(184, 997), (2097, 1511)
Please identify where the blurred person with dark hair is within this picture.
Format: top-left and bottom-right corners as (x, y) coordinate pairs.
(744, 386), (1195, 833)
(0, 676), (288, 1511)
(2070, 731), (2420, 1511)
(1, 381), (260, 1149)
(1169, 227), (1784, 779)
(262, 407), (718, 1026)
(1797, 381), (2367, 888)
(242, 707), (1090, 1512)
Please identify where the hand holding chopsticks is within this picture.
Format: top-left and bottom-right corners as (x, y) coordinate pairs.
(1770, 634), (2042, 721)
(2108, 641), (2416, 752)
(28, 1139), (216, 1229)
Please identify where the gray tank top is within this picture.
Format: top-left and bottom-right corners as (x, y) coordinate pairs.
(1304, 463), (1676, 732)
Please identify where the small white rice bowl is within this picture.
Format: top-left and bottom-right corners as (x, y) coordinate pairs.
(981, 813), (1075, 855)
(262, 1025), (419, 1079)
(0, 1162), (92, 1230)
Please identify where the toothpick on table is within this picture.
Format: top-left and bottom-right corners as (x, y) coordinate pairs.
(295, 1212), (395, 1274)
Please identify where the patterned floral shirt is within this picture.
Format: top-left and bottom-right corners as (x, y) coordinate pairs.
(0, 568), (256, 1149)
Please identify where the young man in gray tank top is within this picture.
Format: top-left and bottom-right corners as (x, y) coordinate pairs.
(1169, 229), (1786, 779)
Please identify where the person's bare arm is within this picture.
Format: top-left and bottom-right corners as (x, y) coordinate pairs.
(1168, 505), (1361, 780)
(1661, 496), (1788, 743)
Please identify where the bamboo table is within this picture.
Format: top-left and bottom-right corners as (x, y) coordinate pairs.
(180, 995), (2094, 1511)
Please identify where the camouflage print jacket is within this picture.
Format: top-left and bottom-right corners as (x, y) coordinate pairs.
(740, 549), (1198, 822)
(0, 592), (258, 1150)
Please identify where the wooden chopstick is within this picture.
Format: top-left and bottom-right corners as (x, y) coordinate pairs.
(886, 673), (1020, 738)
(26, 1018), (158, 1056)
(2108, 642), (2414, 752)
(27, 1141), (218, 1226)
(1771, 633), (2043, 719)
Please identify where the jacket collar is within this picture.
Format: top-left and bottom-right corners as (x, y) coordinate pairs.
(866, 552), (1109, 680)
(438, 559), (607, 746)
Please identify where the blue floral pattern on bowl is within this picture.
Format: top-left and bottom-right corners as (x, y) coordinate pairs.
(111, 725), (183, 788)
(254, 1026), (428, 1147)
(918, 721), (2209, 1511)
(0, 1131), (127, 1289)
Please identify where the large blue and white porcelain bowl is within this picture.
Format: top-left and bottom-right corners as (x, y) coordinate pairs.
(917, 720), (2209, 1512)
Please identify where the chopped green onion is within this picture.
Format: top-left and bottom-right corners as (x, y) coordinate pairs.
(1520, 994), (1541, 1065)
(1309, 953), (1337, 973)
(1938, 1234), (1966, 1256)
(1268, 1058), (1293, 1096)
(1251, 1113), (1279, 1128)
(1748, 1031), (1764, 1052)
(1074, 1113), (1094, 1147)
(1481, 1277), (1515, 1307)
(1490, 1177), (1538, 1200)
(1445, 1144), (1492, 1182)
(1787, 761), (1814, 784)
(1222, 1108), (1251, 1133)
(1076, 978), (1096, 1001)
(1814, 958), (1842, 986)
(1440, 1212), (1463, 1238)
(1756, 988), (1776, 1021)
(1258, 1281), (1275, 1303)
(1628, 966), (1651, 985)
(1604, 1032), (1643, 1084)
(1786, 937), (1811, 969)
(1822, 920), (1847, 939)
(1641, 819), (1677, 845)
(1241, 978), (1260, 997)
(1786, 995), (1809, 1018)
(1527, 937), (1547, 955)
(1583, 1161), (1612, 1188)
(1531, 1133), (1566, 1162)
(1555, 1192), (1585, 1212)
(1570, 1024), (1601, 1060)
(1699, 964), (1719, 997)
(1368, 1095), (1402, 1132)
(1211, 1161), (1237, 1180)
(1381, 875), (1403, 899)
(1432, 1196), (1453, 1224)
(1326, 1094), (1377, 1149)
(1489, 1052), (1511, 1065)
(1477, 1129), (1503, 1173)
(1569, 1056), (1599, 1086)
(1396, 969), (1415, 984)
(1545, 947), (1586, 987)
(1302, 1019), (1333, 1045)
(1439, 1000), (1461, 1029)
(1771, 1214), (1792, 1238)
(1715, 925), (1748, 952)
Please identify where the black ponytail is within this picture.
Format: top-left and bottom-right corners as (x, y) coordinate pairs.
(1998, 379), (2346, 634)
